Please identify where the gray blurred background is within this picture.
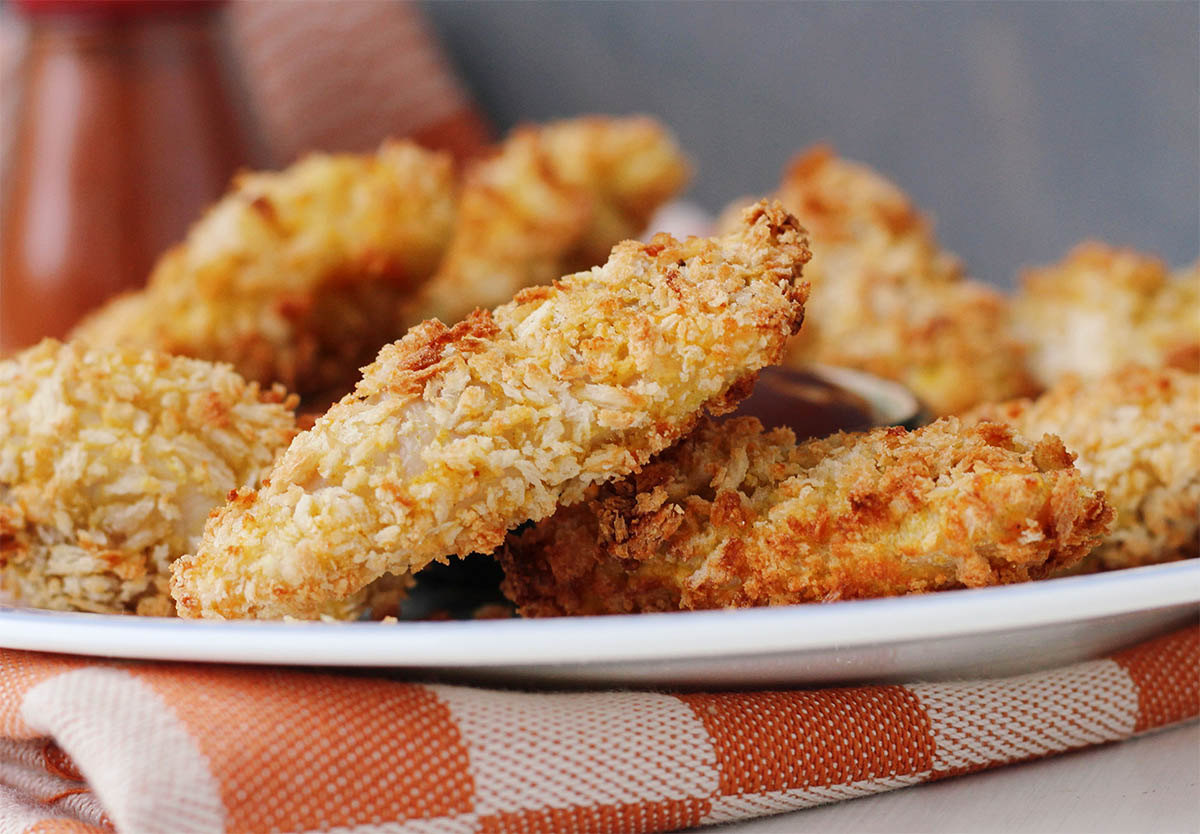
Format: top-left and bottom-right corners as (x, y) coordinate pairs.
(427, 1), (1200, 289)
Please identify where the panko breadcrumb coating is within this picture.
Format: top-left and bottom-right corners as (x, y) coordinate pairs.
(411, 115), (689, 327)
(970, 366), (1200, 571)
(498, 417), (1113, 616)
(71, 141), (457, 398)
(0, 340), (298, 616)
(724, 146), (1037, 415)
(171, 201), (811, 620)
(1011, 243), (1200, 387)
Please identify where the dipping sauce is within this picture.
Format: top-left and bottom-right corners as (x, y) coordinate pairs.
(727, 365), (919, 440)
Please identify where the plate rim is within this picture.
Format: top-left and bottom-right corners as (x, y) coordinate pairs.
(1, 561), (1196, 668)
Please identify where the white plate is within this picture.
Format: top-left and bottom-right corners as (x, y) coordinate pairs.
(1, 561), (1196, 688)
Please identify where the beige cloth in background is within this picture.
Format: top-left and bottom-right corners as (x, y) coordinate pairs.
(226, 0), (490, 164)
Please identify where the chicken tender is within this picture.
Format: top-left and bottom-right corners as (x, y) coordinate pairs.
(971, 366), (1199, 571)
(498, 417), (1113, 616)
(723, 146), (1037, 415)
(171, 201), (811, 619)
(1012, 243), (1200, 387)
(0, 340), (298, 615)
(412, 115), (689, 327)
(72, 142), (457, 398)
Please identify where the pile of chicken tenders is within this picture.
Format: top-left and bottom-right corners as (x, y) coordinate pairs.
(1, 116), (1196, 620)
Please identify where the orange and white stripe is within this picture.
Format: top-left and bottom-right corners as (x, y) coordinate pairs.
(0, 627), (1195, 834)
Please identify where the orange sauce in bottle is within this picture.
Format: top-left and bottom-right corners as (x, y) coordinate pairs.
(1, 1), (252, 351)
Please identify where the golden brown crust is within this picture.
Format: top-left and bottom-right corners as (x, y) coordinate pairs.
(0, 340), (298, 615)
(0, 341), (407, 619)
(71, 142), (458, 398)
(723, 146), (1038, 415)
(1012, 244), (1200, 386)
(171, 201), (811, 620)
(969, 365), (1200, 571)
(410, 115), (690, 327)
(498, 416), (1113, 616)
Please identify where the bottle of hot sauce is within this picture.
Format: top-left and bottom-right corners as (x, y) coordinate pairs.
(0, 0), (252, 351)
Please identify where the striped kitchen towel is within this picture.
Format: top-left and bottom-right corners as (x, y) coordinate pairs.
(0, 625), (1195, 834)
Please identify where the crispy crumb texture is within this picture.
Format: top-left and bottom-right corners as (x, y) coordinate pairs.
(411, 115), (690, 327)
(71, 141), (457, 397)
(0, 340), (298, 615)
(498, 416), (1112, 616)
(170, 201), (811, 620)
(723, 146), (1037, 415)
(1012, 243), (1200, 386)
(971, 365), (1200, 571)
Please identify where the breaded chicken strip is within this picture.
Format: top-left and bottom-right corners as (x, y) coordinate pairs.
(498, 417), (1113, 616)
(71, 142), (457, 398)
(171, 202), (811, 619)
(411, 116), (689, 327)
(0, 340), (298, 615)
(1011, 243), (1200, 387)
(723, 146), (1037, 415)
(0, 341), (408, 618)
(971, 366), (1199, 571)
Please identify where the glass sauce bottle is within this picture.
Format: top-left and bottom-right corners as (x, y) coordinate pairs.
(1, 0), (252, 351)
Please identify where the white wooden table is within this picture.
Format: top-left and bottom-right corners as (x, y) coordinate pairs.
(713, 721), (1199, 833)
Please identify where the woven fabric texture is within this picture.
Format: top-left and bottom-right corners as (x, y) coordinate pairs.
(0, 626), (1195, 834)
(227, 0), (490, 163)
